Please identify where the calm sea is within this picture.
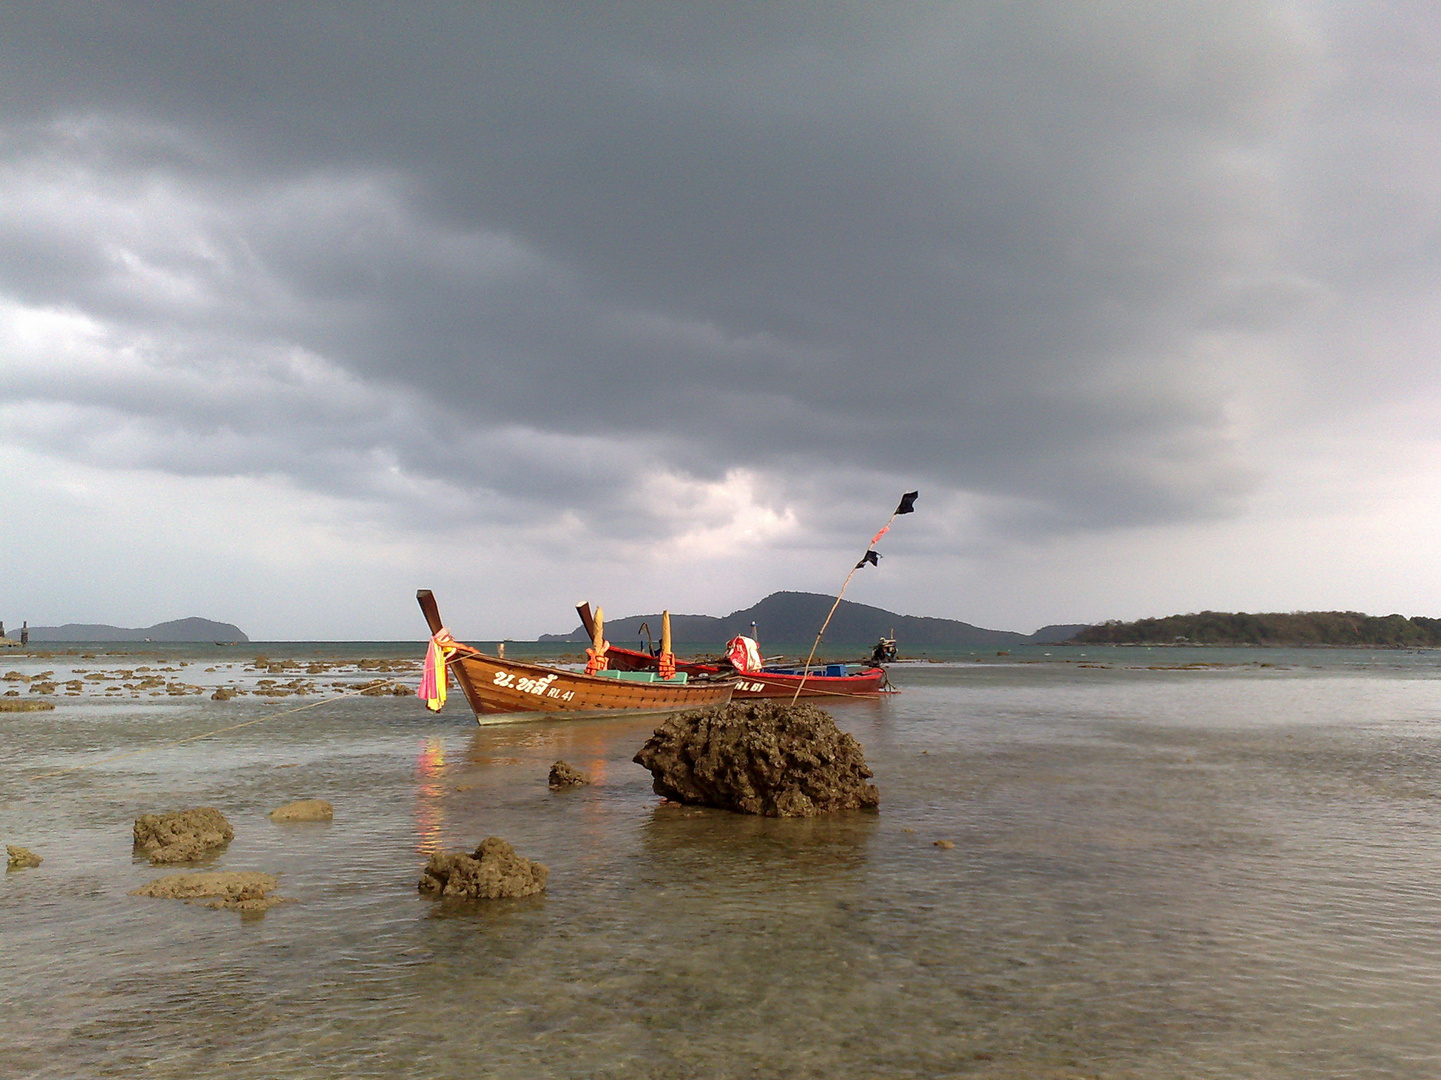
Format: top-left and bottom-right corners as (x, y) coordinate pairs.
(4, 642), (1441, 1078)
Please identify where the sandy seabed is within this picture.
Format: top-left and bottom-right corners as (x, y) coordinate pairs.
(6, 644), (1441, 1078)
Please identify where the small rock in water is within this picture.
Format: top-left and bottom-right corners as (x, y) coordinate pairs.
(7, 844), (42, 868)
(934, 839), (955, 850)
(633, 701), (880, 817)
(211, 687), (236, 701)
(548, 760), (590, 788)
(130, 871), (287, 912)
(133, 807), (234, 864)
(418, 837), (548, 899)
(269, 799), (334, 823)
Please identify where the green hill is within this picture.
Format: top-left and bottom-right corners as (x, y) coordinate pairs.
(26, 617), (249, 643)
(541, 591), (1083, 648)
(1070, 611), (1441, 647)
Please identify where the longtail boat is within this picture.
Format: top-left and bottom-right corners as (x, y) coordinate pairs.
(416, 590), (734, 721)
(575, 603), (893, 700)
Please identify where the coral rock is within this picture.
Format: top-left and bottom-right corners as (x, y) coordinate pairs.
(418, 837), (548, 899)
(269, 799), (333, 822)
(547, 760), (590, 788)
(133, 807), (234, 864)
(7, 845), (42, 868)
(633, 701), (880, 817)
(130, 871), (286, 912)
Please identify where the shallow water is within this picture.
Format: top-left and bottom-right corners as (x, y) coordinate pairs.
(5, 647), (1441, 1078)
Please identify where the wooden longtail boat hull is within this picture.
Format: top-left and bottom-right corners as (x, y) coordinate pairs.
(448, 648), (733, 716)
(601, 643), (889, 698)
(418, 591), (733, 720)
(571, 603), (889, 698)
(721, 668), (888, 698)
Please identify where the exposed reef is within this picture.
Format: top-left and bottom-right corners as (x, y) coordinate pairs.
(547, 760), (590, 788)
(133, 807), (234, 864)
(633, 701), (880, 816)
(7, 845), (42, 868)
(130, 871), (286, 912)
(269, 799), (334, 822)
(418, 837), (548, 899)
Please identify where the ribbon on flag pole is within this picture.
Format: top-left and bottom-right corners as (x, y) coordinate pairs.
(792, 491), (918, 703)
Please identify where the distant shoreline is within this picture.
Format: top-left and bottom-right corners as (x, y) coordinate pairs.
(1061, 641), (1441, 650)
(1068, 610), (1441, 649)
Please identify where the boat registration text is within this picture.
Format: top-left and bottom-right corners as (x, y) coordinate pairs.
(492, 671), (575, 702)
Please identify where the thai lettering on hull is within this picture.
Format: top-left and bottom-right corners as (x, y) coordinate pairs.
(492, 670), (574, 701)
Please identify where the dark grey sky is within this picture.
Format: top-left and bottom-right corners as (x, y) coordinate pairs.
(4, 2), (1441, 637)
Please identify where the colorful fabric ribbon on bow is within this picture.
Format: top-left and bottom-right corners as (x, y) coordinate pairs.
(417, 630), (455, 712)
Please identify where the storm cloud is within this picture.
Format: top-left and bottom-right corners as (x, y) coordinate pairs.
(3, 2), (1440, 636)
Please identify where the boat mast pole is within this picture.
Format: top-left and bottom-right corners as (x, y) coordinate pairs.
(789, 492), (917, 704)
(584, 606), (609, 674)
(659, 610), (676, 679)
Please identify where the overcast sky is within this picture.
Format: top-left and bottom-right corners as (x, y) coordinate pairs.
(4, 1), (1441, 639)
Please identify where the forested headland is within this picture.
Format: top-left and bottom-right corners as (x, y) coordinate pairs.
(1070, 611), (1441, 647)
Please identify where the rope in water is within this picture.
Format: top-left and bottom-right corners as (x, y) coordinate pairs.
(27, 692), (357, 781)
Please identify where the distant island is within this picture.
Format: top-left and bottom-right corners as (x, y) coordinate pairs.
(23, 617), (250, 643)
(1070, 611), (1441, 647)
(541, 591), (1087, 648)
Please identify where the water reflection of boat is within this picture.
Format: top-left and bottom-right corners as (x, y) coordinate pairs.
(417, 591), (735, 721)
(413, 737), (447, 856)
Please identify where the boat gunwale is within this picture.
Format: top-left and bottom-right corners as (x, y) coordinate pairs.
(442, 641), (734, 688)
(440, 639), (735, 718)
(598, 641), (890, 696)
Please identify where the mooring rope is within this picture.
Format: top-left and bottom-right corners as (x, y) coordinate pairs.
(27, 693), (355, 781)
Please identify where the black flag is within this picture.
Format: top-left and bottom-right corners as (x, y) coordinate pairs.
(855, 550), (881, 569)
(896, 491), (918, 515)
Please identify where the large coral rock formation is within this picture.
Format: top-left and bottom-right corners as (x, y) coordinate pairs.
(130, 871), (286, 912)
(547, 760), (590, 788)
(633, 701), (881, 816)
(269, 799), (334, 822)
(418, 837), (548, 899)
(133, 807), (234, 864)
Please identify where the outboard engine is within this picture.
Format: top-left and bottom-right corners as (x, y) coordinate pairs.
(869, 637), (898, 666)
